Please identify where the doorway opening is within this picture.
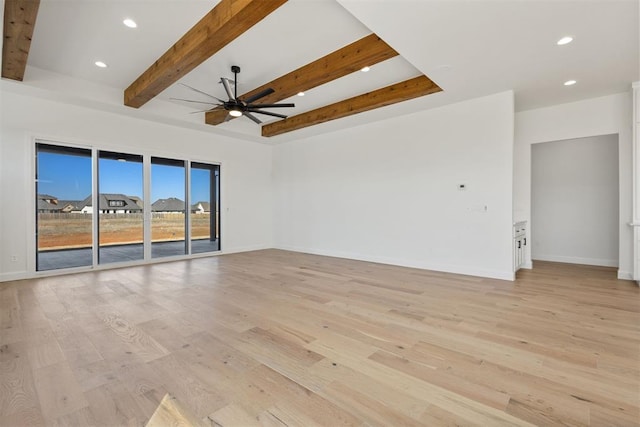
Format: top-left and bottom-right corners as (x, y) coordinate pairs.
(531, 134), (619, 267)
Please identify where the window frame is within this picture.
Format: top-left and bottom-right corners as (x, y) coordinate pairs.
(33, 138), (222, 274)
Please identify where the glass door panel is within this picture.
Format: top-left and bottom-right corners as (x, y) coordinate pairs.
(36, 143), (93, 270)
(98, 151), (144, 264)
(151, 157), (186, 258)
(35, 144), (222, 271)
(190, 162), (220, 254)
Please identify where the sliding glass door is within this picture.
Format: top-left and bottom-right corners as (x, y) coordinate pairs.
(190, 162), (220, 254)
(36, 143), (93, 271)
(151, 157), (187, 258)
(98, 151), (144, 264)
(35, 142), (221, 271)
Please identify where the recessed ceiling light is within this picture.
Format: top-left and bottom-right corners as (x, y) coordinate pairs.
(123, 18), (137, 28)
(564, 80), (577, 86)
(229, 110), (242, 117)
(361, 66), (370, 72)
(557, 36), (573, 45)
(297, 92), (305, 97)
(95, 61), (108, 68)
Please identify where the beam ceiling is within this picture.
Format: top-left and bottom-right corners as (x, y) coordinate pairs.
(124, 0), (287, 109)
(261, 76), (442, 137)
(2, 0), (41, 81)
(205, 33), (399, 126)
(121, 0), (442, 137)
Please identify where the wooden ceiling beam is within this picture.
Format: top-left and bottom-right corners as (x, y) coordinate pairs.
(205, 33), (399, 125)
(2, 0), (41, 81)
(261, 76), (442, 137)
(124, 0), (287, 109)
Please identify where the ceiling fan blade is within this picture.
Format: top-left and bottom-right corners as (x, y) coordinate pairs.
(189, 109), (215, 114)
(170, 97), (219, 106)
(179, 83), (224, 102)
(243, 88), (275, 104)
(248, 103), (295, 108)
(221, 78), (234, 100)
(243, 112), (263, 124)
(247, 109), (287, 119)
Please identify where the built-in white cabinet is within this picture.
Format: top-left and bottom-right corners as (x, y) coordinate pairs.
(633, 81), (639, 285)
(513, 221), (527, 272)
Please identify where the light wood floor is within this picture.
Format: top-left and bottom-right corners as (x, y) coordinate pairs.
(1, 250), (638, 426)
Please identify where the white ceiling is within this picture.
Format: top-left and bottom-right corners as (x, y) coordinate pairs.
(19, 0), (640, 142)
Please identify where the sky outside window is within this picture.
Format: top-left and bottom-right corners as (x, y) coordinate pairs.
(39, 154), (211, 203)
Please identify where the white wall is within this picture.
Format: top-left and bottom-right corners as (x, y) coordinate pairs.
(514, 92), (633, 278)
(273, 91), (515, 280)
(4, 76), (631, 283)
(531, 135), (619, 266)
(0, 86), (273, 281)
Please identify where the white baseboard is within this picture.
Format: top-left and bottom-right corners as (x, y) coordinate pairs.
(532, 254), (618, 267)
(221, 244), (272, 255)
(3, 245), (628, 286)
(0, 271), (28, 283)
(617, 270), (634, 280)
(274, 245), (515, 281)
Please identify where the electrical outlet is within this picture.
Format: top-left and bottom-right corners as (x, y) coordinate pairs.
(10, 255), (17, 262)
(458, 184), (466, 191)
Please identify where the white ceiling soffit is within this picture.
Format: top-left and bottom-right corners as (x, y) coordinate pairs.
(338, 0), (639, 112)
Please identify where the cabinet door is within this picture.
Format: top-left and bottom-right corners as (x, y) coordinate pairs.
(517, 238), (522, 269)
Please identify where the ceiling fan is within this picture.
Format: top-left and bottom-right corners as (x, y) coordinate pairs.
(172, 65), (294, 124)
